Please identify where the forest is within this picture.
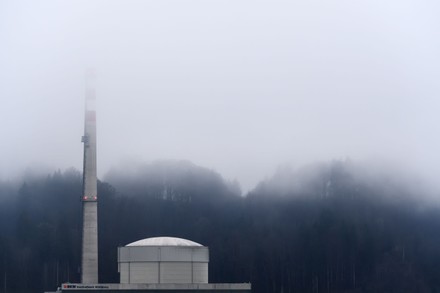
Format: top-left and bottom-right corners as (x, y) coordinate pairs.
(1, 160), (440, 293)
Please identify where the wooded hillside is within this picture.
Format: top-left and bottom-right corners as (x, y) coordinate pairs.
(1, 160), (439, 293)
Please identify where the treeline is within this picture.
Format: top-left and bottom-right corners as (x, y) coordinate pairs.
(1, 160), (440, 293)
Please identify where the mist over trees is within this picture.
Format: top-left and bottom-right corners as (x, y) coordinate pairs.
(104, 160), (241, 200)
(1, 160), (440, 293)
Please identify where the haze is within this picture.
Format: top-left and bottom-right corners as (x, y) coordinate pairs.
(1, 0), (440, 191)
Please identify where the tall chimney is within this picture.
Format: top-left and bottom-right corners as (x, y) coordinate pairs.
(81, 69), (98, 284)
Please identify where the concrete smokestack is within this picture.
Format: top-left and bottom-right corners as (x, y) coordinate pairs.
(81, 69), (98, 284)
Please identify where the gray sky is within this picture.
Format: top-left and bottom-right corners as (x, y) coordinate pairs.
(1, 0), (440, 191)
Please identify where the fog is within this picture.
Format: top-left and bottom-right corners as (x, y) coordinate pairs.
(1, 0), (440, 191)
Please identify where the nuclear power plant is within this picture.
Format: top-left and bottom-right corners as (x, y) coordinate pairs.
(50, 73), (251, 293)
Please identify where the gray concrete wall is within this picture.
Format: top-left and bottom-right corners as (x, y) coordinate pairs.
(60, 283), (251, 292)
(118, 246), (208, 284)
(82, 201), (98, 283)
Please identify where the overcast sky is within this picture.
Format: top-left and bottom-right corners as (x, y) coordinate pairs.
(1, 0), (440, 191)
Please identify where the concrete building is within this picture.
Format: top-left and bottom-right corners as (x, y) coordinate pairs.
(58, 236), (250, 292)
(118, 237), (209, 284)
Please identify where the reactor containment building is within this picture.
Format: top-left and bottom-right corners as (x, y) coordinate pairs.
(118, 237), (209, 284)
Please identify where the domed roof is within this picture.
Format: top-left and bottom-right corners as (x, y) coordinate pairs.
(126, 236), (203, 247)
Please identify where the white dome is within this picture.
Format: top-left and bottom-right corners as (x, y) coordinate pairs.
(126, 236), (203, 247)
